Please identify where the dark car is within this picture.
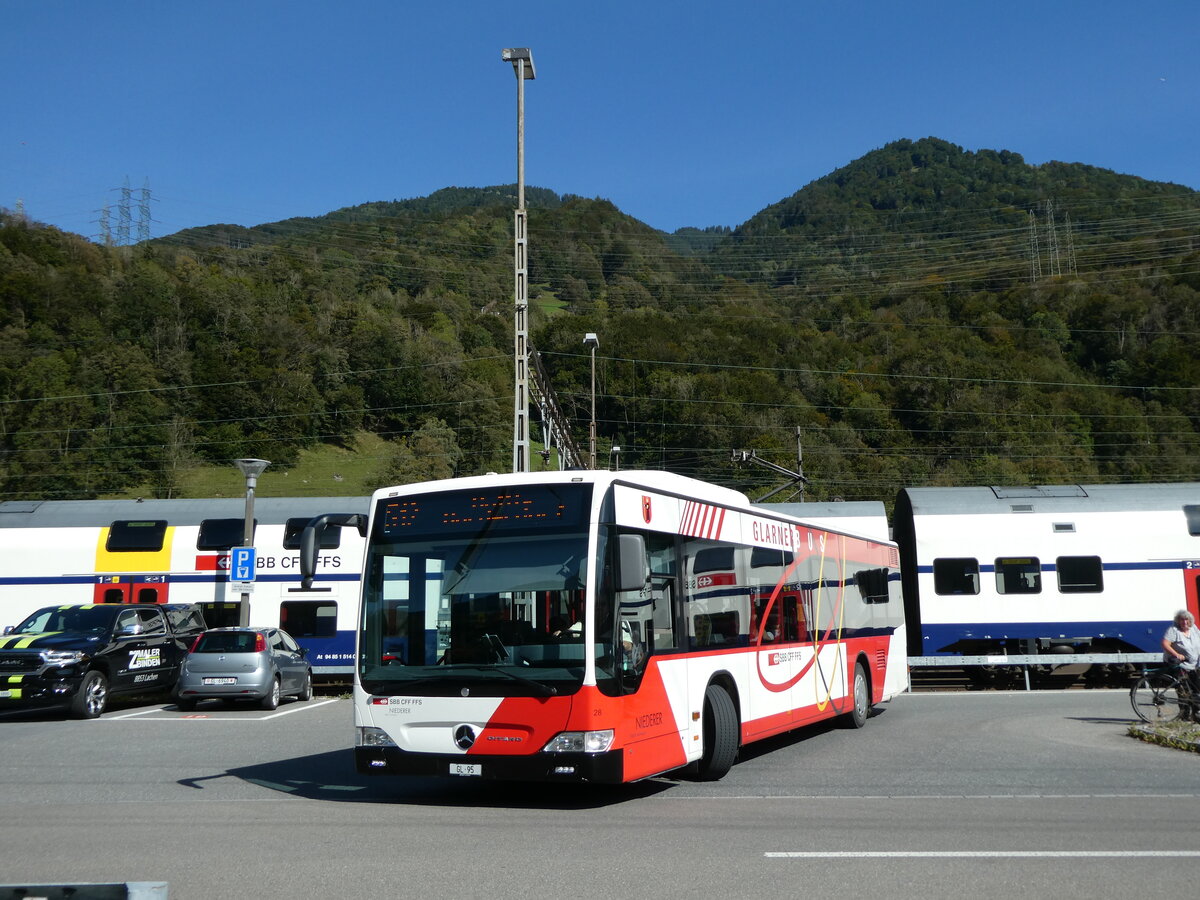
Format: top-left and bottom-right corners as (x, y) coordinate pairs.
(175, 627), (312, 711)
(0, 603), (205, 718)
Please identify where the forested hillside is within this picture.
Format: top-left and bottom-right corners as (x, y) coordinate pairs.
(1, 137), (1197, 502)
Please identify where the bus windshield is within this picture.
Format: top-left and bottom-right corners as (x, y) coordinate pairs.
(359, 483), (594, 697)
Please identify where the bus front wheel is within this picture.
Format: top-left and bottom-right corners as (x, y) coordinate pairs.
(696, 684), (738, 781)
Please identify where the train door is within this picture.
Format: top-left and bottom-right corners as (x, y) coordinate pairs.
(95, 520), (172, 605)
(1185, 561), (1200, 624)
(200, 600), (246, 628)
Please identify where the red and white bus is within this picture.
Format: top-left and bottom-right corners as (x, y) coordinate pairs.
(305, 469), (907, 783)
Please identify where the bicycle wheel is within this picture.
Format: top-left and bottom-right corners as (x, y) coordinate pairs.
(1131, 674), (1185, 723)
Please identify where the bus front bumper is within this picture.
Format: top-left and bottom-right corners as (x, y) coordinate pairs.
(354, 746), (626, 783)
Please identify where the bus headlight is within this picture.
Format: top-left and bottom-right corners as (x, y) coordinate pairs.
(542, 730), (614, 754)
(356, 726), (397, 748)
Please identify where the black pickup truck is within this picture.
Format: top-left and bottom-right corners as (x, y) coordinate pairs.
(0, 604), (207, 718)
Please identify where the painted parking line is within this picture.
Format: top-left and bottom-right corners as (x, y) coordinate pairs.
(766, 850), (1200, 858)
(105, 698), (341, 720)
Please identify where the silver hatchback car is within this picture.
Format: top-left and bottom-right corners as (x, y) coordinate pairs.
(175, 627), (312, 711)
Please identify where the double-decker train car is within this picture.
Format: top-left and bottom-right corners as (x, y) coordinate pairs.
(0, 497), (369, 675)
(892, 483), (1200, 663)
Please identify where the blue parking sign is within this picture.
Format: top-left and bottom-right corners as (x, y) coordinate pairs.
(231, 547), (257, 582)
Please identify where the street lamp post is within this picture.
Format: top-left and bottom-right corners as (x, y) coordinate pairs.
(583, 333), (599, 469)
(502, 47), (536, 474)
(233, 458), (269, 624)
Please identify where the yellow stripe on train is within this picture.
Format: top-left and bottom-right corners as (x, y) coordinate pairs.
(95, 525), (175, 573)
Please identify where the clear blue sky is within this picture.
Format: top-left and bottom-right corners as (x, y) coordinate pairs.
(3, 1), (1196, 242)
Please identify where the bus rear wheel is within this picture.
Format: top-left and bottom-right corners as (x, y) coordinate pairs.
(696, 684), (738, 781)
(843, 661), (870, 729)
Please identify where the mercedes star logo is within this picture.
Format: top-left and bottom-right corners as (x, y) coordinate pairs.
(454, 724), (476, 750)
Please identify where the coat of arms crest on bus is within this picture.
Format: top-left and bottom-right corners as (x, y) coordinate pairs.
(641, 495), (652, 523)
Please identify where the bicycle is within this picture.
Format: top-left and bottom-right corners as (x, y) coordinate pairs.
(1130, 663), (1198, 724)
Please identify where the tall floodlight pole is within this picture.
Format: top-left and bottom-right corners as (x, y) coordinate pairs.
(502, 48), (536, 473)
(233, 458), (269, 622)
(584, 333), (599, 469)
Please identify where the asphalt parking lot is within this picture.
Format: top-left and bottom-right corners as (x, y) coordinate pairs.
(4, 690), (1200, 900)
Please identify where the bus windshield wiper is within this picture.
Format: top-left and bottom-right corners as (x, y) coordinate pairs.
(443, 664), (557, 697)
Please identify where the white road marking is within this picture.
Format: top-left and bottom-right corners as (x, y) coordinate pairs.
(104, 698), (340, 720)
(655, 792), (1200, 800)
(767, 850), (1200, 858)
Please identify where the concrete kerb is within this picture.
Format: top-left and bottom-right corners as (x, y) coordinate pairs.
(1129, 721), (1200, 753)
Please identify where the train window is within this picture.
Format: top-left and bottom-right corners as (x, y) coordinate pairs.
(197, 518), (256, 550)
(106, 520), (167, 552)
(1186, 505), (1200, 537)
(1056, 556), (1103, 593)
(932, 558), (979, 595)
(995, 557), (1042, 594)
(280, 600), (338, 638)
(283, 517), (342, 550)
(854, 567), (891, 603)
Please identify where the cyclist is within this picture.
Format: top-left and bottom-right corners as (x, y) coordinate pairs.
(1162, 609), (1200, 720)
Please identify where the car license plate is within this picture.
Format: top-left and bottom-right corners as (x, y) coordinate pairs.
(203, 677), (237, 685)
(449, 763), (481, 777)
(0, 690), (11, 698)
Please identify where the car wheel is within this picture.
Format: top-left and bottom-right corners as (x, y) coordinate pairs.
(297, 669), (313, 701)
(260, 676), (281, 710)
(70, 670), (108, 719)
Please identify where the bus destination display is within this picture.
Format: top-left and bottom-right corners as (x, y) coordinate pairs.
(378, 485), (590, 537)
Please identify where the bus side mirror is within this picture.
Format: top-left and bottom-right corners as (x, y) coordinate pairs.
(299, 513), (367, 590)
(616, 534), (649, 592)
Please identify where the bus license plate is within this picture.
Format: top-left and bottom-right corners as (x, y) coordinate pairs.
(203, 677), (237, 685)
(450, 763), (481, 777)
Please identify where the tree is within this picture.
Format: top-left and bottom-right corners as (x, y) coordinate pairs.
(373, 417), (462, 489)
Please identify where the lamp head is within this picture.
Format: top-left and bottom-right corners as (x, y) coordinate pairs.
(502, 48), (536, 79)
(233, 458), (270, 482)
